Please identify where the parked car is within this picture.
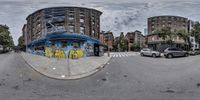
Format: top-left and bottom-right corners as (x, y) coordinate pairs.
(140, 48), (161, 58)
(164, 47), (189, 58)
(188, 49), (200, 55)
(0, 45), (3, 53)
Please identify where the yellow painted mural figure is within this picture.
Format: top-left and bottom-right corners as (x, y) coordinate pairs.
(54, 49), (66, 58)
(45, 47), (83, 59)
(68, 49), (84, 59)
(45, 47), (53, 57)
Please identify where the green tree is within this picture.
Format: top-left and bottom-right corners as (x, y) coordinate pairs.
(0, 25), (14, 48)
(154, 27), (176, 45)
(132, 43), (140, 51)
(191, 22), (200, 44)
(119, 32), (128, 52)
(176, 30), (191, 50)
(18, 35), (24, 48)
(112, 37), (120, 52)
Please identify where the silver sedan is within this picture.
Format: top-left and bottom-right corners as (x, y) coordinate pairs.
(140, 48), (161, 58)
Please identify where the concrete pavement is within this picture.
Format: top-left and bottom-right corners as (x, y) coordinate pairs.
(21, 52), (111, 79)
(1, 52), (200, 100)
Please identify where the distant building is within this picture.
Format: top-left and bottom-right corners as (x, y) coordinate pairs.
(147, 15), (191, 52)
(22, 24), (27, 46)
(190, 36), (199, 51)
(125, 30), (145, 51)
(148, 15), (190, 34)
(144, 28), (147, 36)
(99, 32), (114, 51)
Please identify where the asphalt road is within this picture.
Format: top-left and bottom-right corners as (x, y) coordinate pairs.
(0, 52), (200, 100)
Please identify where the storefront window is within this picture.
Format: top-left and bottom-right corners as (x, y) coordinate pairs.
(69, 25), (75, 33)
(73, 42), (80, 48)
(80, 26), (85, 34)
(61, 41), (68, 48)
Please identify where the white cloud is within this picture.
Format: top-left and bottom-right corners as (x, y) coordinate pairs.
(0, 0), (200, 45)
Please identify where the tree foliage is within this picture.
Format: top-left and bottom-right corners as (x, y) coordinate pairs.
(153, 27), (191, 45)
(0, 25), (14, 48)
(18, 35), (24, 47)
(113, 32), (128, 52)
(191, 22), (200, 44)
(131, 43), (140, 51)
(153, 27), (175, 41)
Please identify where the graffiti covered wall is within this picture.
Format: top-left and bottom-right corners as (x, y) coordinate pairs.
(68, 49), (84, 59)
(44, 47), (84, 59)
(45, 47), (53, 57)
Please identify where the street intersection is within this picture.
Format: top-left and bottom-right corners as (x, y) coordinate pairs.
(0, 52), (200, 100)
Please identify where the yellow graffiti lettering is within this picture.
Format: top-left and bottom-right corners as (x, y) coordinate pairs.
(45, 47), (53, 57)
(69, 49), (84, 59)
(54, 49), (66, 58)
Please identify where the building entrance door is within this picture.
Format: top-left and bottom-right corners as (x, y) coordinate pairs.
(94, 43), (99, 56)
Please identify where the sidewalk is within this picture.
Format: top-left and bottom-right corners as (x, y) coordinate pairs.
(21, 52), (111, 80)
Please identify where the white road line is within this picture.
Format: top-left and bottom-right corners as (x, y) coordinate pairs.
(132, 54), (135, 56)
(111, 52), (140, 58)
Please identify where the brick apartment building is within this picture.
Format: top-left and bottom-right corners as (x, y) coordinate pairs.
(147, 15), (192, 51)
(99, 32), (114, 51)
(23, 6), (103, 57)
(125, 30), (145, 51)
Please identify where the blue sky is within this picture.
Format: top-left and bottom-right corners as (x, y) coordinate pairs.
(0, 0), (200, 45)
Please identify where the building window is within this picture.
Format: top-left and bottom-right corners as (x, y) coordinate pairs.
(69, 8), (74, 12)
(92, 16), (95, 20)
(80, 26), (85, 34)
(69, 25), (74, 33)
(92, 21), (95, 25)
(61, 41), (67, 48)
(92, 30), (95, 34)
(72, 42), (80, 48)
(80, 18), (84, 23)
(56, 25), (65, 31)
(69, 15), (74, 20)
(80, 8), (85, 12)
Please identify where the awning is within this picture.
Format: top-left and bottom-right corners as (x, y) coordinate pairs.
(27, 33), (102, 46)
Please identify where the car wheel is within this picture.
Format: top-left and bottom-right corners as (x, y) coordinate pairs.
(167, 54), (173, 58)
(152, 54), (156, 58)
(185, 53), (189, 57)
(140, 53), (144, 56)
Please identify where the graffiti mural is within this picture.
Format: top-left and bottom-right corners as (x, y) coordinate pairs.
(54, 49), (66, 58)
(45, 47), (53, 57)
(45, 46), (85, 59)
(68, 49), (84, 59)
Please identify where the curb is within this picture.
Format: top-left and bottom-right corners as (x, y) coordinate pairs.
(20, 53), (111, 80)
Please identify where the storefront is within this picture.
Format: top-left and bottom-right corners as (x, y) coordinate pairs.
(27, 33), (104, 59)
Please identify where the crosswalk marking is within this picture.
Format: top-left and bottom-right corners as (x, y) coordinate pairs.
(111, 52), (139, 58)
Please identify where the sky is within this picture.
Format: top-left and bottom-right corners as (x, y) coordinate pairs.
(1, 0), (200, 45)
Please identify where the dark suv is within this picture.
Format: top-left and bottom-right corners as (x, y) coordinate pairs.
(164, 47), (189, 58)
